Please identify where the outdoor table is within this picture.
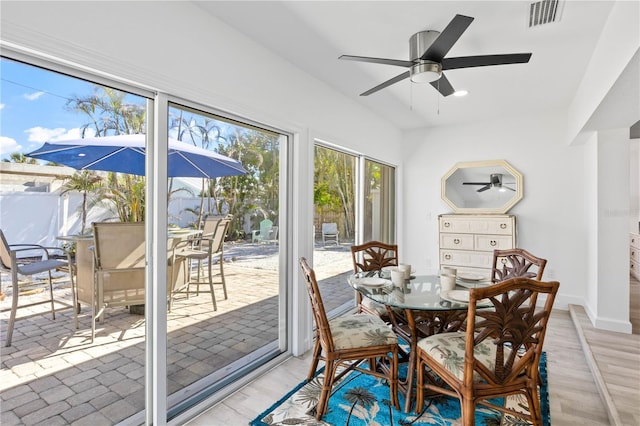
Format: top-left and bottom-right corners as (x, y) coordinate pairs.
(347, 273), (493, 413)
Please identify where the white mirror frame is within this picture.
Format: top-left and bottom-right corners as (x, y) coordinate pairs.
(441, 159), (524, 214)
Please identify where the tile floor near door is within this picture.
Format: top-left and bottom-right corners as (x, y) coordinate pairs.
(189, 278), (640, 426)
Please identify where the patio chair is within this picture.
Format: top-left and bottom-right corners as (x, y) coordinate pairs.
(415, 277), (559, 425)
(251, 219), (273, 243)
(267, 225), (279, 244)
(321, 222), (339, 246)
(172, 217), (231, 310)
(299, 257), (399, 419)
(0, 229), (77, 347)
(90, 222), (146, 342)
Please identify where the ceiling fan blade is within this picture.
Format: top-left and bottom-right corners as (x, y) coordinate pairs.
(442, 53), (532, 70)
(360, 71), (411, 96)
(421, 14), (474, 62)
(430, 73), (455, 97)
(339, 55), (414, 68)
(503, 186), (517, 192)
(477, 185), (491, 192)
(463, 182), (491, 185)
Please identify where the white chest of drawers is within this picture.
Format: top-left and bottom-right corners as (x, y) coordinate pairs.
(630, 233), (640, 279)
(439, 214), (516, 279)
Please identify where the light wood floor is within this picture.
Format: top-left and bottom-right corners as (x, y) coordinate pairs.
(186, 280), (640, 426)
(567, 276), (640, 426)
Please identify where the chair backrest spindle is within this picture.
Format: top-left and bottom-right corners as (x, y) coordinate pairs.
(299, 257), (334, 353)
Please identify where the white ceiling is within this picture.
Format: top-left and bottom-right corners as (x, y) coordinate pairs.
(195, 1), (618, 131)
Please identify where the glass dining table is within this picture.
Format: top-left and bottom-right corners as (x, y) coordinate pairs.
(347, 272), (493, 413)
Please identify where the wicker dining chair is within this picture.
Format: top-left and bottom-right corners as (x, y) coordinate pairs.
(491, 248), (547, 307)
(491, 248), (547, 283)
(299, 257), (400, 419)
(350, 241), (398, 317)
(415, 277), (559, 425)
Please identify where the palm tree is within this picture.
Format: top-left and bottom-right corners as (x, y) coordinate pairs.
(59, 170), (104, 234)
(344, 386), (377, 425)
(65, 86), (146, 137)
(3, 152), (37, 164)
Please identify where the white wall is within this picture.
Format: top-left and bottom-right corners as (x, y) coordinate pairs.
(402, 112), (587, 310)
(631, 139), (640, 232)
(589, 129), (632, 333)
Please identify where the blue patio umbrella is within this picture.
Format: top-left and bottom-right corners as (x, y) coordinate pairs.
(26, 134), (247, 178)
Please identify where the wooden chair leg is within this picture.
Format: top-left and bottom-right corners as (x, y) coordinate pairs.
(415, 356), (425, 413)
(306, 337), (322, 381)
(527, 385), (542, 425)
(460, 395), (475, 426)
(316, 359), (336, 419)
(390, 349), (399, 409)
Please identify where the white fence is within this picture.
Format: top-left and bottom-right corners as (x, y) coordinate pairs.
(0, 192), (202, 247)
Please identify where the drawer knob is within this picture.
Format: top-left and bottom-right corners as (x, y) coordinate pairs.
(490, 240), (497, 246)
(500, 223), (507, 229)
(454, 238), (460, 244)
(444, 222), (451, 228)
(444, 254), (451, 260)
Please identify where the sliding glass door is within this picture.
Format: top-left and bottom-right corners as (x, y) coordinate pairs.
(164, 102), (288, 416)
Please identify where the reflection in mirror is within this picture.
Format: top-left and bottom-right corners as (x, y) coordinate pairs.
(441, 160), (523, 213)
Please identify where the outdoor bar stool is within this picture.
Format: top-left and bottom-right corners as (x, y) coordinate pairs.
(172, 218), (231, 310)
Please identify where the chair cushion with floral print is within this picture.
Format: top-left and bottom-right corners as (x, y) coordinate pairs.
(361, 297), (389, 316)
(329, 314), (397, 350)
(417, 331), (517, 381)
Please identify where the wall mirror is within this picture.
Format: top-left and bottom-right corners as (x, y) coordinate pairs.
(441, 159), (523, 214)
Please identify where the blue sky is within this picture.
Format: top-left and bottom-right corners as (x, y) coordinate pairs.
(1, 57), (265, 165)
(0, 58), (145, 161)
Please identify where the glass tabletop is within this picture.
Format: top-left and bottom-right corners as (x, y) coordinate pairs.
(348, 273), (492, 311)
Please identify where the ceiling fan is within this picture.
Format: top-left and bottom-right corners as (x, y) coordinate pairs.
(339, 14), (532, 97)
(463, 173), (516, 192)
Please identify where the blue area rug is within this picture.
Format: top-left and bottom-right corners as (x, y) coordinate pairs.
(250, 353), (549, 426)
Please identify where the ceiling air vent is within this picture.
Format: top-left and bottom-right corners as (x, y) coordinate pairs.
(529, 0), (563, 27)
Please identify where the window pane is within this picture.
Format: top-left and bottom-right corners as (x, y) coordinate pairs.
(363, 159), (396, 243)
(0, 57), (149, 423)
(165, 103), (286, 414)
(313, 145), (357, 316)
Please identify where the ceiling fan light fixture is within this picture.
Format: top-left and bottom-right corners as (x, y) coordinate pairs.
(410, 62), (442, 83)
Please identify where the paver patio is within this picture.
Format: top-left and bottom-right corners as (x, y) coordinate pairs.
(0, 242), (354, 425)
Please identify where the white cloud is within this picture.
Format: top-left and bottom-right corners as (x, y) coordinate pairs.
(26, 126), (68, 143)
(0, 136), (22, 157)
(25, 126), (95, 143)
(24, 91), (45, 101)
(0, 103), (5, 110)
